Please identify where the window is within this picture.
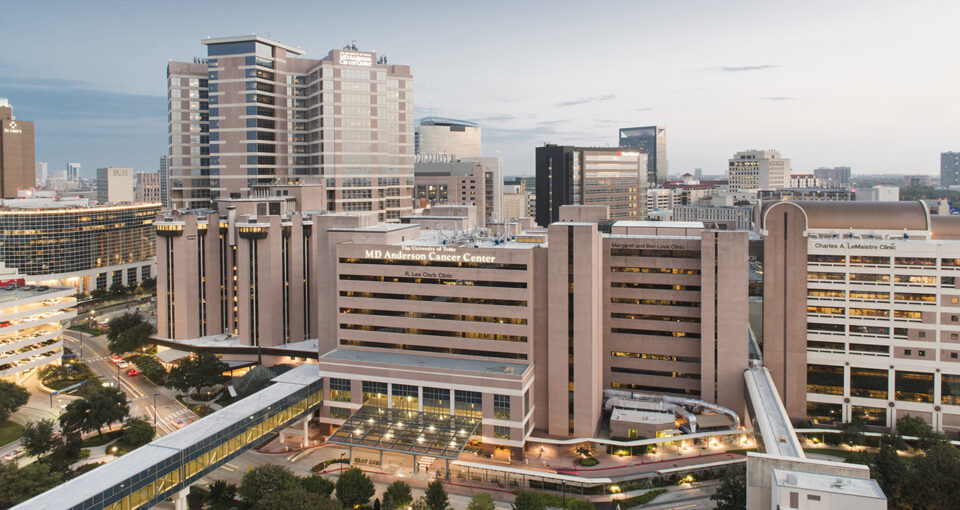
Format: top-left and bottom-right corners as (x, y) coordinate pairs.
(493, 425), (510, 440)
(942, 374), (960, 405)
(806, 402), (841, 424)
(852, 405), (887, 426)
(905, 349), (912, 355)
(423, 387), (449, 415)
(330, 407), (352, 420)
(919, 331), (927, 338)
(454, 390), (482, 418)
(807, 364), (844, 395)
(895, 371), (934, 402)
(919, 350), (926, 357)
(627, 428), (638, 439)
(850, 368), (887, 399)
(953, 353), (958, 359)
(524, 390), (531, 416)
(362, 381), (388, 407)
(329, 378), (351, 402)
(494, 395), (511, 420)
(392, 384), (418, 410)
(954, 334), (960, 340)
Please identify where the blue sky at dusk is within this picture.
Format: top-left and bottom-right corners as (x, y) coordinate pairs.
(1, 0), (958, 177)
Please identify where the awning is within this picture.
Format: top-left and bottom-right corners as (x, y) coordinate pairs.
(327, 406), (480, 459)
(156, 348), (190, 363)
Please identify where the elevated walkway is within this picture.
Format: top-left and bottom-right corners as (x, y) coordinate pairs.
(743, 364), (804, 459)
(15, 364), (323, 510)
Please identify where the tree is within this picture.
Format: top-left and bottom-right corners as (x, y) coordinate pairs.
(238, 464), (298, 502)
(711, 467), (746, 510)
(904, 442), (960, 510)
(107, 312), (155, 355)
(382, 480), (413, 510)
(0, 461), (63, 507)
(121, 416), (155, 447)
(0, 380), (29, 423)
(47, 431), (82, 473)
(872, 438), (907, 508)
(335, 467), (375, 509)
(897, 414), (947, 450)
(132, 356), (167, 385)
(21, 419), (58, 458)
(511, 491), (545, 510)
(425, 479), (450, 510)
(109, 282), (127, 298)
(207, 479), (237, 504)
(299, 474), (335, 497)
(59, 386), (129, 438)
(839, 419), (867, 447)
(165, 353), (228, 396)
(257, 487), (335, 510)
(467, 492), (496, 510)
(140, 276), (157, 293)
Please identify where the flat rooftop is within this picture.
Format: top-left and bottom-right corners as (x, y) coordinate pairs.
(611, 408), (675, 425)
(772, 468), (886, 499)
(320, 348), (529, 376)
(613, 220), (705, 228)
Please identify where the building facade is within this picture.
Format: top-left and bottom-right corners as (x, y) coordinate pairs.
(158, 155), (171, 208)
(0, 193), (160, 293)
(97, 167), (134, 203)
(167, 36), (414, 220)
(673, 205), (753, 230)
(941, 152), (960, 187)
(535, 145), (648, 226)
(35, 162), (47, 187)
(415, 117), (481, 160)
(728, 150), (790, 191)
(813, 167), (851, 187)
(0, 264), (77, 380)
(757, 200), (960, 435)
(66, 162), (81, 183)
(0, 98), (36, 199)
(156, 206), (749, 445)
(136, 172), (163, 203)
(619, 126), (667, 186)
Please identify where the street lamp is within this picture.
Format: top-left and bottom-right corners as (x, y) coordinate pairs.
(339, 452), (345, 476)
(561, 480), (566, 509)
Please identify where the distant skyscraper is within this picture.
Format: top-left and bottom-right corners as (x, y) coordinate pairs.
(66, 162), (81, 183)
(167, 36), (414, 220)
(415, 117), (481, 160)
(941, 152), (960, 186)
(535, 144), (648, 226)
(158, 155), (170, 208)
(97, 167), (134, 203)
(135, 172), (162, 203)
(813, 166), (851, 187)
(727, 150), (790, 191)
(36, 161), (47, 185)
(0, 98), (36, 198)
(619, 126), (667, 185)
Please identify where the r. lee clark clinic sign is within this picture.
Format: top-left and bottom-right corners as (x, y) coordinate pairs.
(363, 245), (496, 263)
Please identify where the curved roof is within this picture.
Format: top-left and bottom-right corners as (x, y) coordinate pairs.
(759, 200), (930, 231)
(418, 116), (479, 128)
(930, 215), (960, 239)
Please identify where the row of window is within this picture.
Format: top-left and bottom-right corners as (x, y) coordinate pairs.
(339, 308), (527, 325)
(809, 255), (960, 267)
(340, 290), (526, 307)
(340, 323), (527, 343)
(807, 364), (960, 404)
(339, 273), (527, 288)
(809, 289), (940, 302)
(327, 379), (520, 423)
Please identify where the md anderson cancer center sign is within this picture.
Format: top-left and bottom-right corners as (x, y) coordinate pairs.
(363, 245), (497, 263)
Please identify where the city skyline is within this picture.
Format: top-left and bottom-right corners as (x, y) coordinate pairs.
(1, 0), (959, 177)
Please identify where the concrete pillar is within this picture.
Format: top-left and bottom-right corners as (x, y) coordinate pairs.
(174, 487), (189, 510)
(379, 450), (383, 467)
(413, 454), (418, 473)
(302, 418), (309, 447)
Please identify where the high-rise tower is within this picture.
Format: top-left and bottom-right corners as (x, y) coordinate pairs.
(167, 36), (414, 220)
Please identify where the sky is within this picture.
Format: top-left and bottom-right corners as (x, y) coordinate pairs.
(2, 0), (959, 178)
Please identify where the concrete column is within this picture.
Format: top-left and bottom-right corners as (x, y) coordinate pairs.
(174, 487), (190, 510)
(387, 384), (393, 408)
(302, 418), (309, 447)
(418, 387), (423, 412)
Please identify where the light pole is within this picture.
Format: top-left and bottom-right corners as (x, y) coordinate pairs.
(153, 393), (159, 426)
(561, 480), (566, 509)
(339, 452), (345, 477)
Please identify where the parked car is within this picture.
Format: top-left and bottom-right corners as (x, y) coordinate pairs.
(110, 356), (122, 364)
(3, 449), (23, 462)
(126, 368), (138, 377)
(117, 360), (129, 369)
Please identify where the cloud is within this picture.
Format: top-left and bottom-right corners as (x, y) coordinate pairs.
(0, 75), (164, 120)
(470, 114), (517, 123)
(719, 64), (779, 72)
(635, 107), (653, 112)
(553, 94), (616, 108)
(762, 96), (796, 101)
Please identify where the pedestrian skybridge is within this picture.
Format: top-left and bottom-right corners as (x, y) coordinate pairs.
(15, 365), (323, 510)
(328, 405), (481, 459)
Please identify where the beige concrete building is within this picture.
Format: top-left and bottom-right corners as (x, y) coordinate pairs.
(415, 117), (481, 160)
(728, 150), (790, 191)
(757, 200), (960, 435)
(156, 205), (749, 446)
(97, 167), (134, 203)
(136, 171), (162, 203)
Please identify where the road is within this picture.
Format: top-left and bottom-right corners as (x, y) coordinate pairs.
(619, 482), (721, 510)
(61, 331), (196, 435)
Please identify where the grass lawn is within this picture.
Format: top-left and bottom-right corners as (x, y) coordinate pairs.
(68, 322), (107, 336)
(622, 488), (668, 508)
(80, 430), (123, 448)
(0, 420), (24, 447)
(802, 447), (858, 461)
